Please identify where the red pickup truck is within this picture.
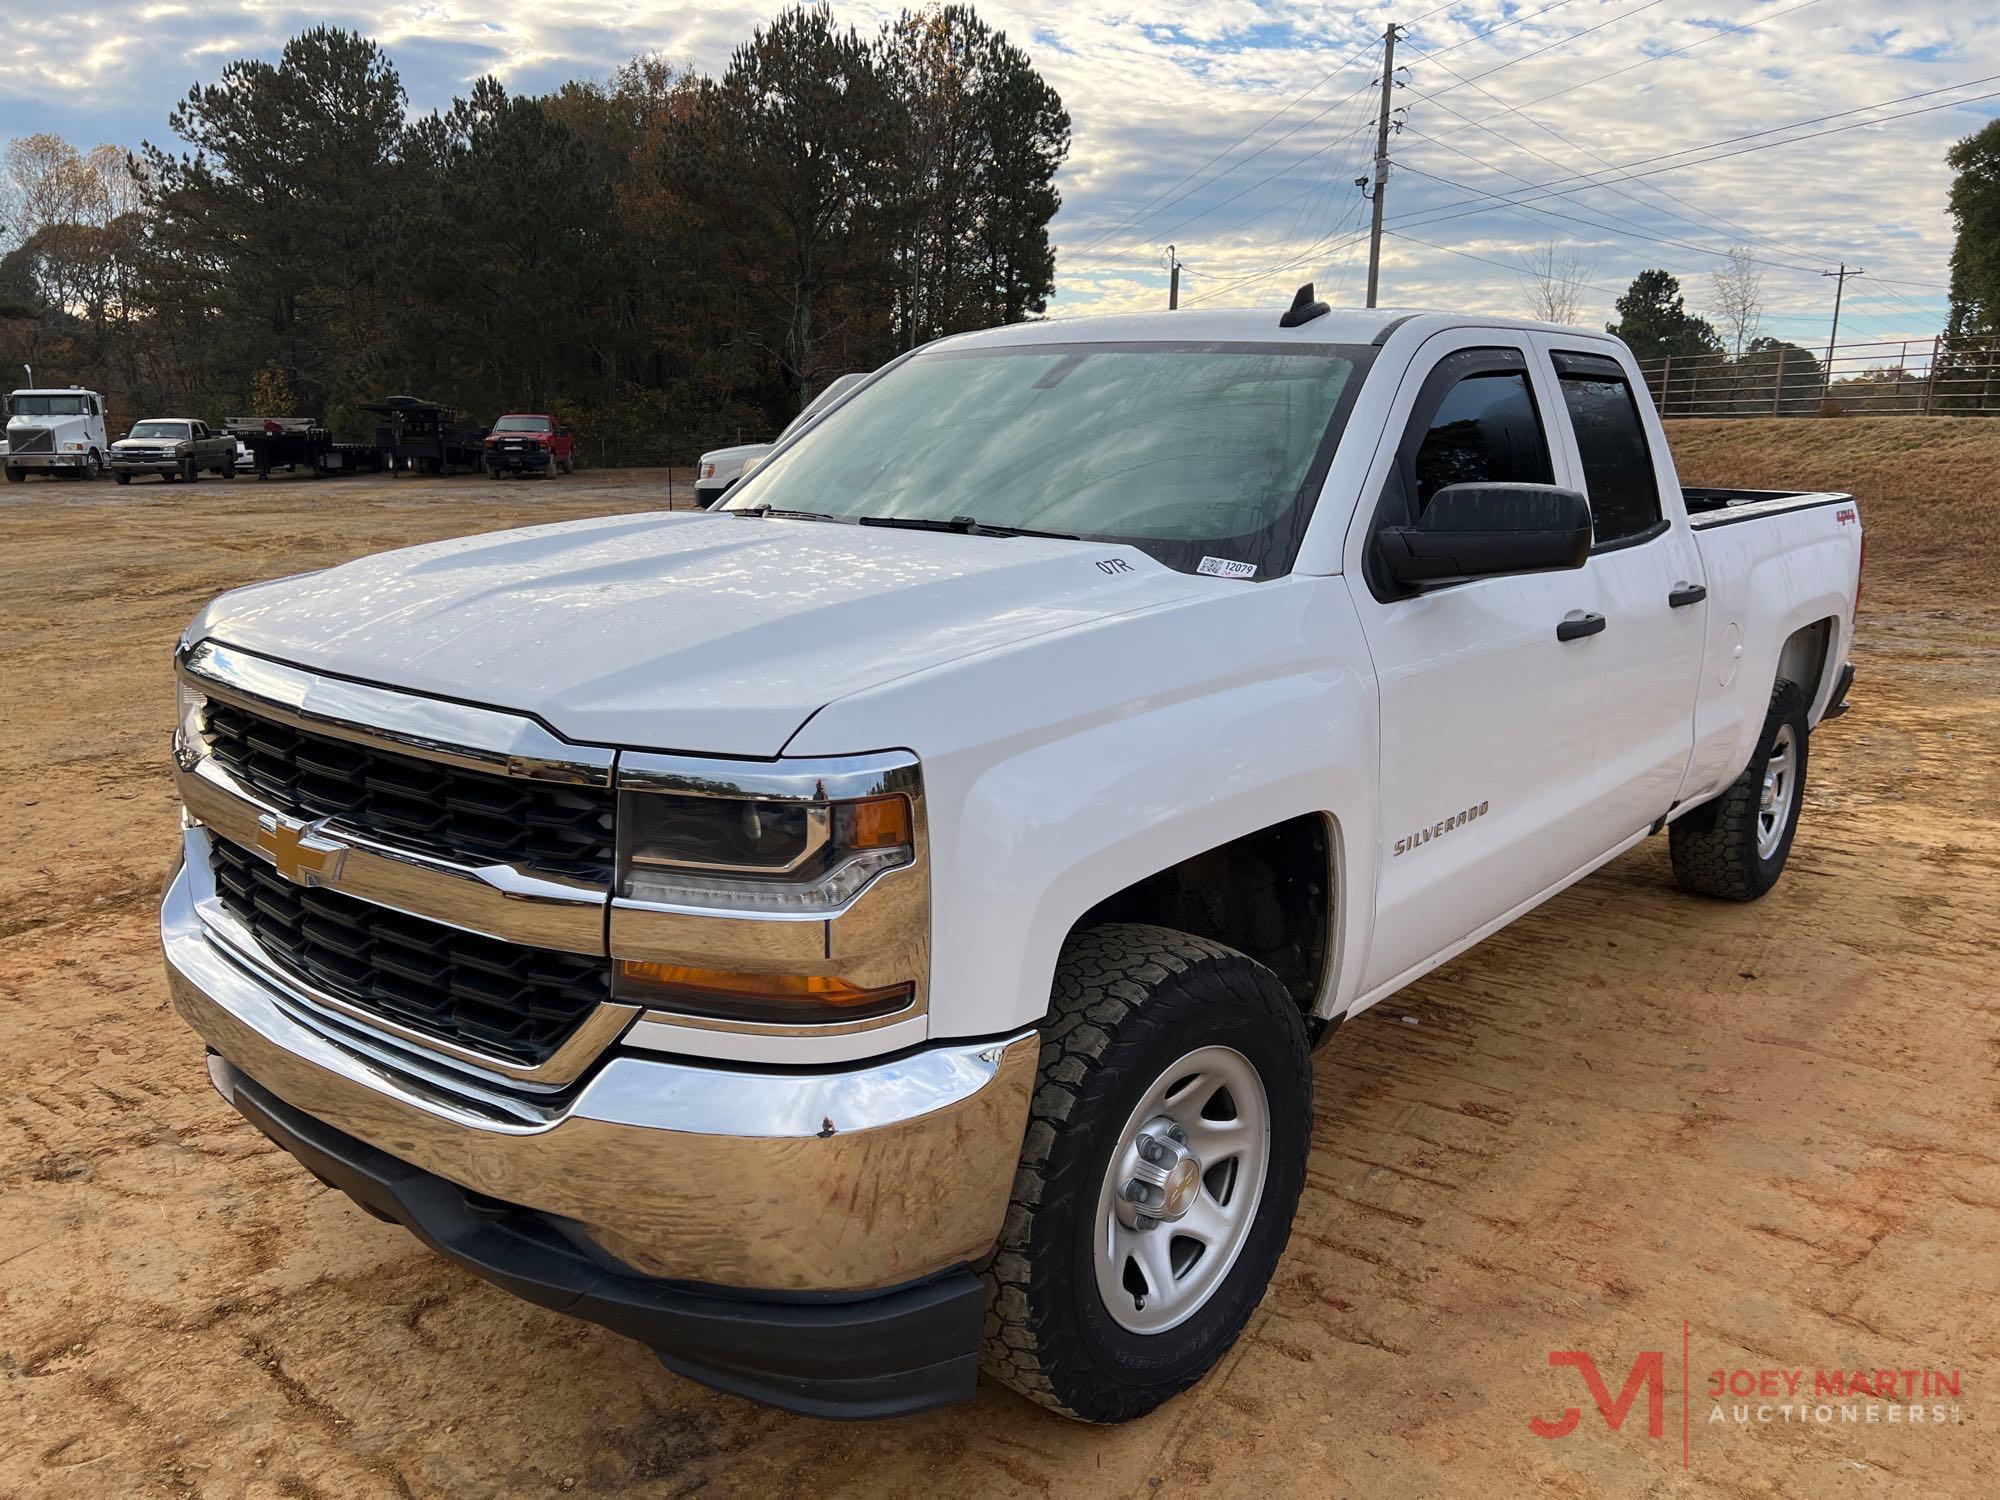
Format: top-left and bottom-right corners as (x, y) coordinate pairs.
(484, 414), (575, 477)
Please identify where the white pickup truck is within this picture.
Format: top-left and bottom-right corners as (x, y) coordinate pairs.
(162, 300), (1860, 1423)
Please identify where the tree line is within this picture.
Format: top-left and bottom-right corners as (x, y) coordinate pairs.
(0, 5), (1069, 461)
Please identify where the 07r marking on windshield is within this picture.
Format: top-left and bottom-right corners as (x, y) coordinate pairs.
(1096, 558), (1134, 575)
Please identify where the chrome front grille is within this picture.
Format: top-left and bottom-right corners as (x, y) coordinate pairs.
(203, 698), (616, 881)
(208, 836), (608, 1065)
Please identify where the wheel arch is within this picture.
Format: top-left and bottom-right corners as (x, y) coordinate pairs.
(1776, 614), (1841, 724)
(1063, 811), (1347, 1028)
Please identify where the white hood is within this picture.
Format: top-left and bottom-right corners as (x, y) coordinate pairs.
(187, 511), (1209, 755)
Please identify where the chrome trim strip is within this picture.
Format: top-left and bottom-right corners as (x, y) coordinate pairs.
(179, 758), (608, 956)
(166, 856), (1037, 1291)
(181, 827), (633, 1089)
(180, 639), (614, 785)
(617, 748), (918, 802)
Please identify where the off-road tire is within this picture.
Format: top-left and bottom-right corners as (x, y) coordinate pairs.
(1670, 679), (1809, 901)
(980, 922), (1313, 1423)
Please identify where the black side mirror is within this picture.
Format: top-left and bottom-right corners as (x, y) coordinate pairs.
(1379, 483), (1592, 587)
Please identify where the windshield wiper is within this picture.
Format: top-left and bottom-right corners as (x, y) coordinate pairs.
(856, 514), (1087, 542)
(731, 504), (848, 524)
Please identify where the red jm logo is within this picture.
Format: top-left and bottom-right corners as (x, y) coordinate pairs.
(1530, 1351), (1666, 1439)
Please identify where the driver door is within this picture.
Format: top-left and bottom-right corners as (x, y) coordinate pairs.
(1345, 331), (1617, 998)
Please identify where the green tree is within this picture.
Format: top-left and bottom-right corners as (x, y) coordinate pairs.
(670, 5), (900, 406)
(1944, 118), (2000, 341)
(139, 28), (415, 411)
(875, 7), (1068, 343)
(1607, 269), (1724, 365)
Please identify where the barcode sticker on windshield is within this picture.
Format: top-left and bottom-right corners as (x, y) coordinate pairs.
(1198, 556), (1257, 580)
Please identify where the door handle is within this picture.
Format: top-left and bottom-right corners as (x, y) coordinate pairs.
(1556, 612), (1607, 642)
(1668, 582), (1708, 608)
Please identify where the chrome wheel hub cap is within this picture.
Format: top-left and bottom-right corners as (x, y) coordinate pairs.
(1757, 722), (1799, 860)
(1094, 1045), (1271, 1336)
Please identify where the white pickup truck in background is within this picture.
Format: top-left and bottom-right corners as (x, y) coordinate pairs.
(692, 370), (867, 507)
(161, 298), (1860, 1423)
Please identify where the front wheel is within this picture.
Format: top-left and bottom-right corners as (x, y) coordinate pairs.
(1670, 679), (1810, 901)
(84, 449), (102, 480)
(114, 471), (131, 485)
(981, 923), (1312, 1423)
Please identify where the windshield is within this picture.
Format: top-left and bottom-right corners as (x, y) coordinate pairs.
(493, 415), (551, 433)
(129, 421), (189, 440)
(724, 342), (1372, 578)
(11, 394), (90, 417)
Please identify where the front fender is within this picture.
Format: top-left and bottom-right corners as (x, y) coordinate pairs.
(788, 575), (1382, 1038)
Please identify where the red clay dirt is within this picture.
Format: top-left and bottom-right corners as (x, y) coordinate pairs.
(2, 434), (1995, 1496)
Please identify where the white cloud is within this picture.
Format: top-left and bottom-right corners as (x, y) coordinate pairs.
(1, 0), (1991, 339)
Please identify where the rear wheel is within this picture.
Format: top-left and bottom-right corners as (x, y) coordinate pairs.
(981, 923), (1312, 1423)
(1670, 679), (1810, 901)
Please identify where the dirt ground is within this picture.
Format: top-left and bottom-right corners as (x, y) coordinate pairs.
(2, 431), (1996, 1498)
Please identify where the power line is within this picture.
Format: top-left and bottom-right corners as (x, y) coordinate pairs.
(1408, 0), (1585, 62)
(1383, 228), (1626, 294)
(1398, 3), (1842, 271)
(1064, 76), (1381, 275)
(1381, 77), (2000, 287)
(1061, 32), (1385, 265)
(1395, 155), (1832, 276)
(1421, 0), (1671, 104)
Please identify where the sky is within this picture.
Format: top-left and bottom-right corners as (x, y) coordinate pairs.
(4, 0), (1996, 349)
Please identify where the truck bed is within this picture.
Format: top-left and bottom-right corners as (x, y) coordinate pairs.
(1681, 486), (1854, 529)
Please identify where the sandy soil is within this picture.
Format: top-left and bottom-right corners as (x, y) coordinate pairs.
(2, 446), (1996, 1497)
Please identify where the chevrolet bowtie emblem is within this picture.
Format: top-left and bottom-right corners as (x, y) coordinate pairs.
(255, 814), (347, 887)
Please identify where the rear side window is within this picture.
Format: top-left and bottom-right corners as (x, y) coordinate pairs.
(1558, 372), (1661, 544)
(1413, 371), (1554, 512)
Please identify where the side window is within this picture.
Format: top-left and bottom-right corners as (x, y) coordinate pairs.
(1412, 370), (1553, 512)
(1557, 370), (1661, 545)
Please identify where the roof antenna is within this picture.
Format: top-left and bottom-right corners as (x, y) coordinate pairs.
(1280, 283), (1330, 329)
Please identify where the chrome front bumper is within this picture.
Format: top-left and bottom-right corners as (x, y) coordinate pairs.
(164, 854), (1037, 1294)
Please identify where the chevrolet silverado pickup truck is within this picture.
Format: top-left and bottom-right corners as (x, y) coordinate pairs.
(162, 297), (1860, 1424)
(111, 418), (237, 484)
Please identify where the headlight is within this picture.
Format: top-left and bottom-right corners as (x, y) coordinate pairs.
(616, 788), (911, 910)
(174, 677), (207, 770)
(614, 785), (918, 1022)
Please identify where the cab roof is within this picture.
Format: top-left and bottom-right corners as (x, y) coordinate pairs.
(934, 305), (1609, 350)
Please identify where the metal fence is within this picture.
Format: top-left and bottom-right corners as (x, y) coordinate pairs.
(1634, 334), (2000, 419)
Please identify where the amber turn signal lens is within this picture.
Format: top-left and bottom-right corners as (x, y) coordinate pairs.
(616, 960), (912, 1023)
(842, 794), (912, 851)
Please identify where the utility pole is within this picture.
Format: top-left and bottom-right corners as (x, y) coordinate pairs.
(1821, 262), (1863, 398)
(1364, 22), (1403, 310)
(1164, 244), (1182, 310)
